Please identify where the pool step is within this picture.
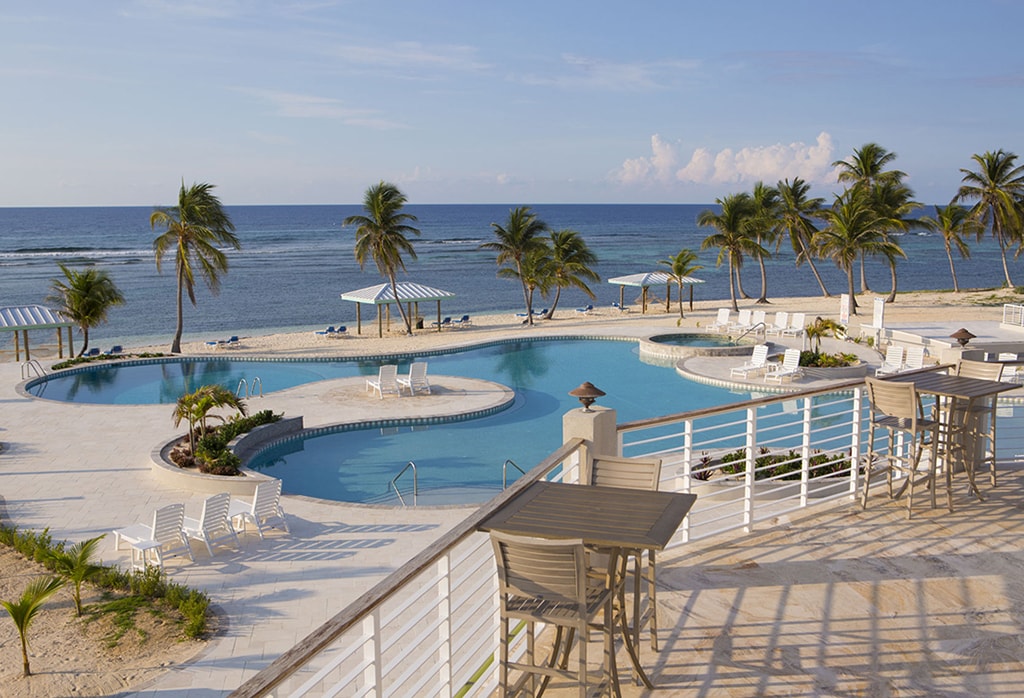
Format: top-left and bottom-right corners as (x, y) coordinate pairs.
(363, 484), (503, 507)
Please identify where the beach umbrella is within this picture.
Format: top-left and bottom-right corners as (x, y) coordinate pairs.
(340, 282), (455, 337)
(607, 273), (704, 314)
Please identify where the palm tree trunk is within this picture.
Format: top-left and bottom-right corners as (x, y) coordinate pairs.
(735, 265), (751, 299)
(388, 274), (412, 334)
(945, 243), (960, 293)
(172, 263), (185, 354)
(728, 260), (738, 312)
(886, 259), (897, 303)
(847, 267), (858, 315)
(756, 256), (769, 304)
(859, 254), (870, 293)
(998, 239), (1014, 288)
(805, 255), (832, 297)
(517, 263), (533, 326)
(549, 287), (562, 319)
(676, 282), (685, 320)
(79, 327), (89, 357)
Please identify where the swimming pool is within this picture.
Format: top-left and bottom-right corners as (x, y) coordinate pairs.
(28, 338), (750, 504)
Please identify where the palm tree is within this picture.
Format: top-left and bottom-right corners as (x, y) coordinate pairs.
(507, 245), (555, 322)
(344, 182), (422, 335)
(955, 149), (1024, 288)
(698, 193), (761, 312)
(871, 179), (920, 302)
(832, 143), (906, 293)
(173, 384), (248, 453)
(151, 181), (240, 354)
(1, 575), (65, 676)
(918, 204), (980, 292)
(746, 181), (781, 304)
(658, 248), (703, 320)
(44, 534), (106, 617)
(777, 177), (830, 297)
(813, 190), (888, 314)
(545, 229), (599, 319)
(45, 263), (125, 356)
(480, 207), (550, 325)
(805, 316), (846, 354)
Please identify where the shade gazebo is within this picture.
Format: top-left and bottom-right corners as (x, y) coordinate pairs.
(0, 305), (75, 361)
(608, 272), (704, 314)
(341, 282), (456, 338)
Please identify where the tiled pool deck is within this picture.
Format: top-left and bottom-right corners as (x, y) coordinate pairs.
(3, 323), (1024, 696)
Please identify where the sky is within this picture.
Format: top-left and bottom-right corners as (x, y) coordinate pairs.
(2, 0), (1023, 207)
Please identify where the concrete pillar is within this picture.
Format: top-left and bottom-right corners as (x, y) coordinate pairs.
(563, 406), (618, 483)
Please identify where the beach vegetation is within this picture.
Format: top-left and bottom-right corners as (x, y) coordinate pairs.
(1, 574), (65, 676)
(918, 204), (980, 293)
(955, 149), (1024, 288)
(813, 188), (889, 314)
(50, 351), (167, 371)
(870, 179), (918, 303)
(511, 245), (555, 321)
(799, 350), (859, 368)
(480, 206), (550, 325)
(718, 447), (850, 480)
(659, 248), (703, 321)
(344, 181), (422, 335)
(699, 193), (765, 312)
(746, 181), (782, 304)
(170, 408), (281, 475)
(545, 229), (599, 319)
(804, 317), (846, 353)
(43, 534), (106, 617)
(46, 263), (125, 357)
(776, 177), (831, 297)
(173, 384), (248, 454)
(150, 181), (240, 354)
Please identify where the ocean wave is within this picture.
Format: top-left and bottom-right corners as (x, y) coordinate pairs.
(0, 247), (152, 259)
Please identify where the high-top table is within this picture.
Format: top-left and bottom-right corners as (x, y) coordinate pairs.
(884, 371), (1017, 499)
(479, 480), (697, 689)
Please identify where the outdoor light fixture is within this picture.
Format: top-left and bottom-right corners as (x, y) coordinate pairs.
(950, 328), (976, 347)
(568, 381), (606, 412)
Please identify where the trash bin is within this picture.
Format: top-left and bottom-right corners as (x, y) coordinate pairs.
(415, 317), (424, 330)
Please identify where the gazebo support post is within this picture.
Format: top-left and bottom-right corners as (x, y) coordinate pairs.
(619, 286), (624, 310)
(14, 331), (21, 362)
(57, 329), (64, 358)
(641, 287), (648, 314)
(377, 305), (383, 338)
(23, 330), (30, 361)
(665, 283), (671, 313)
(436, 301), (441, 332)
(356, 304), (362, 335)
(689, 285), (694, 311)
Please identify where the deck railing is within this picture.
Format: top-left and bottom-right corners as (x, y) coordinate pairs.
(231, 366), (994, 697)
(1003, 303), (1024, 327)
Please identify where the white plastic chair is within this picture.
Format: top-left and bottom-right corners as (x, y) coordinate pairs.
(781, 312), (806, 337)
(113, 503), (193, 571)
(729, 309), (753, 333)
(709, 308), (731, 332)
(366, 364), (402, 398)
(998, 353), (1021, 384)
(764, 311), (789, 336)
(749, 310), (767, 334)
(765, 348), (804, 383)
(397, 361), (431, 395)
(730, 344), (770, 379)
(875, 346), (905, 376)
(229, 479), (289, 540)
(183, 492), (240, 557)
(903, 346), (925, 371)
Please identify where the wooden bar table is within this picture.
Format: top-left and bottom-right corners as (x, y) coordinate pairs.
(479, 480), (697, 688)
(885, 371), (1017, 499)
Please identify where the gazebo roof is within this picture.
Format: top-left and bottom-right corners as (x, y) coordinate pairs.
(0, 305), (72, 331)
(608, 272), (704, 287)
(340, 282), (455, 305)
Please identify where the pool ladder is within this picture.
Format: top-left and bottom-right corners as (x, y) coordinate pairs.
(503, 459), (525, 489)
(236, 376), (263, 398)
(21, 360), (46, 380)
(390, 461), (418, 506)
(734, 321), (767, 343)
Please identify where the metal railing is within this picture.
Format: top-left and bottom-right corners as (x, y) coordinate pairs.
(501, 459), (525, 489)
(236, 377), (264, 398)
(21, 360), (46, 380)
(1003, 303), (1024, 327)
(231, 366), (996, 697)
(390, 461), (418, 506)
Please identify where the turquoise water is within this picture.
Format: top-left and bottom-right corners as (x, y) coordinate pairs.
(648, 333), (740, 347)
(28, 338), (748, 503)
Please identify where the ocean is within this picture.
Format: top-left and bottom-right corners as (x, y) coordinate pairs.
(0, 204), (1013, 349)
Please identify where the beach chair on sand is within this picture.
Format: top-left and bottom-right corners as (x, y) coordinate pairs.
(104, 345), (123, 356)
(397, 361), (431, 395)
(575, 304), (593, 315)
(452, 315), (472, 328)
(730, 344), (770, 379)
(315, 326), (336, 337)
(875, 346), (905, 376)
(765, 348), (804, 384)
(183, 492), (239, 557)
(611, 302), (628, 312)
(709, 308), (732, 333)
(367, 364), (402, 398)
(113, 503), (193, 571)
(229, 479), (289, 540)
(432, 317), (452, 329)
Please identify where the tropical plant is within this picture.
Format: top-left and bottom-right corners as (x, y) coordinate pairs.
(480, 206), (550, 325)
(173, 385), (248, 453)
(870, 179), (919, 302)
(343, 181), (422, 335)
(777, 177), (830, 297)
(658, 248), (703, 320)
(509, 245), (555, 321)
(151, 181), (240, 354)
(813, 189), (888, 314)
(746, 181), (781, 304)
(43, 534), (106, 616)
(918, 204), (980, 292)
(698, 193), (762, 312)
(545, 229), (599, 319)
(1, 575), (65, 676)
(45, 263), (125, 357)
(955, 149), (1024, 288)
(804, 317), (846, 353)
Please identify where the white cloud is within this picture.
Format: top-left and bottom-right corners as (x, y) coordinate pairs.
(615, 132), (837, 187)
(518, 54), (700, 91)
(235, 88), (408, 129)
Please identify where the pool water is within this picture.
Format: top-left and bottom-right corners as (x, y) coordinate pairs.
(28, 339), (748, 504)
(648, 333), (741, 347)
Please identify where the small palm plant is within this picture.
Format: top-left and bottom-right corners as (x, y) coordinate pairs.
(1, 575), (65, 677)
(805, 316), (846, 354)
(43, 534), (106, 617)
(174, 385), (248, 453)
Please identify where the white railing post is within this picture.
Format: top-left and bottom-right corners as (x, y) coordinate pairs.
(744, 406), (757, 532)
(436, 553), (452, 695)
(362, 610), (382, 696)
(800, 396), (812, 506)
(850, 387), (863, 496)
(680, 419), (693, 542)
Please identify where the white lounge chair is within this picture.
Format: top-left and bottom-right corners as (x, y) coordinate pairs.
(876, 346), (905, 376)
(228, 479), (289, 540)
(750, 310), (767, 334)
(781, 312), (806, 338)
(709, 308), (731, 333)
(397, 361), (431, 395)
(903, 346), (925, 371)
(765, 348), (804, 384)
(729, 309), (753, 333)
(730, 344), (770, 379)
(765, 311), (789, 337)
(113, 503), (193, 571)
(366, 364), (402, 398)
(182, 492), (239, 557)
(998, 353), (1021, 384)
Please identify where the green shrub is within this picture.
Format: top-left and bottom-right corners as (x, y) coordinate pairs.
(798, 350), (859, 368)
(188, 409), (282, 475)
(717, 447), (849, 480)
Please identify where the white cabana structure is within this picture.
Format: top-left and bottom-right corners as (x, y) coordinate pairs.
(608, 272), (704, 314)
(0, 305), (75, 361)
(340, 282), (456, 338)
